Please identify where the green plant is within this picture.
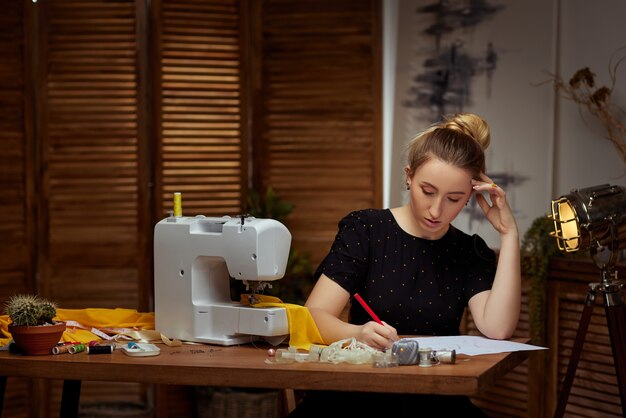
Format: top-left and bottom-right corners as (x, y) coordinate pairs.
(246, 186), (294, 224)
(4, 294), (58, 326)
(521, 216), (561, 345)
(521, 216), (587, 344)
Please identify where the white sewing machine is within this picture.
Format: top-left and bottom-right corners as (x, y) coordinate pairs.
(154, 214), (291, 345)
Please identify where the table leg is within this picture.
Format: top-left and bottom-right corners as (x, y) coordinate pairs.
(0, 375), (6, 417)
(59, 379), (81, 418)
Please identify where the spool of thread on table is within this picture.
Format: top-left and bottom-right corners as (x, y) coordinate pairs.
(418, 347), (433, 367)
(434, 349), (456, 364)
(52, 345), (71, 355)
(68, 344), (85, 354)
(89, 340), (116, 350)
(87, 345), (113, 355)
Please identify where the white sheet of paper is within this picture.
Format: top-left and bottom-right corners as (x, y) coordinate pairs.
(405, 335), (547, 356)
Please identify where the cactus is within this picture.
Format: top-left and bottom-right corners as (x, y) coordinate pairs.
(4, 294), (58, 326)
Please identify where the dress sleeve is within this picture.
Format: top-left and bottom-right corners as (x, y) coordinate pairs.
(463, 234), (497, 301)
(313, 210), (372, 294)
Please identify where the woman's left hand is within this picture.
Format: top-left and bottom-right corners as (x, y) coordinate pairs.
(472, 176), (517, 235)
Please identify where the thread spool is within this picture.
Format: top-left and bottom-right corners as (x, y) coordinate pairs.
(90, 340), (116, 350)
(434, 349), (456, 364)
(52, 345), (71, 355)
(418, 347), (434, 367)
(87, 345), (114, 355)
(68, 343), (86, 354)
(173, 192), (182, 217)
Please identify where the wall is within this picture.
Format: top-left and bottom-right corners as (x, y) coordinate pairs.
(554, 0), (626, 195)
(385, 0), (626, 249)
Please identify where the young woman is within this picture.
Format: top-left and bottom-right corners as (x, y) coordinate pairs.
(288, 113), (521, 417)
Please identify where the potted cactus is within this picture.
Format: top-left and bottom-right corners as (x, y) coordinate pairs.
(4, 294), (66, 355)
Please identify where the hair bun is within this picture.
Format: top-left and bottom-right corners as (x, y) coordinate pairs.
(443, 113), (490, 150)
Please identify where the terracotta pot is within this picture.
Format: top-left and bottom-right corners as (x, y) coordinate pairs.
(8, 322), (66, 355)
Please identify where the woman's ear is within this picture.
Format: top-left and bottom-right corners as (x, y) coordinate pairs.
(404, 165), (411, 182)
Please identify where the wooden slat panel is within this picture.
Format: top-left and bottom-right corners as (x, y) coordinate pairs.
(254, 0), (382, 266)
(41, 0), (143, 309)
(555, 288), (623, 417)
(0, 3), (33, 416)
(155, 0), (246, 218)
(468, 279), (532, 418)
(48, 381), (147, 417)
(545, 260), (626, 418)
(0, 0), (33, 300)
(37, 0), (148, 415)
(2, 378), (30, 418)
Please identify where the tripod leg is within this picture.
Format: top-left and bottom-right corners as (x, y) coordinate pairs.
(605, 296), (626, 417)
(553, 289), (597, 418)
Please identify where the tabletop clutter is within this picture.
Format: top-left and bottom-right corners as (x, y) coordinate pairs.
(265, 337), (456, 368)
(18, 332), (456, 369)
(44, 340), (161, 357)
(42, 335), (453, 367)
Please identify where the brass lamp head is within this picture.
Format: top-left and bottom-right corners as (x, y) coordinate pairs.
(549, 184), (626, 254)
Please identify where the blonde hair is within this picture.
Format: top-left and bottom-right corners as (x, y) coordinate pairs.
(405, 113), (490, 179)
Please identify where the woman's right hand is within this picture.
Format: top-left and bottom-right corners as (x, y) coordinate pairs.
(306, 275), (400, 348)
(358, 321), (399, 350)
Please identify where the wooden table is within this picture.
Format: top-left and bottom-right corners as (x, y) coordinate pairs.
(0, 340), (530, 417)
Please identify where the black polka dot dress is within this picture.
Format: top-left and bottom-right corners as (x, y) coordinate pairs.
(314, 208), (497, 336)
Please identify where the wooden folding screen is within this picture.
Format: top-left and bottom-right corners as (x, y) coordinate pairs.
(0, 0), (382, 416)
(35, 0), (151, 311)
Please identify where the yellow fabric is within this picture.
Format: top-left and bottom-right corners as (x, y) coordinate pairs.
(57, 308), (161, 344)
(1, 301), (324, 351)
(0, 316), (12, 346)
(56, 308), (155, 329)
(241, 294), (325, 350)
(0, 308), (157, 347)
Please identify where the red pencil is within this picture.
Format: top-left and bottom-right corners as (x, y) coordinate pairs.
(354, 293), (383, 325)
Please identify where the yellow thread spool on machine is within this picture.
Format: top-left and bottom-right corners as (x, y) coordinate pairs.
(173, 192), (182, 217)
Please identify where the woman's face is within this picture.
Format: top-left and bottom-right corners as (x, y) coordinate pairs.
(406, 158), (473, 240)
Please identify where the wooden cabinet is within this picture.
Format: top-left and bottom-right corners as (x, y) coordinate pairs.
(470, 258), (625, 418)
(545, 258), (625, 418)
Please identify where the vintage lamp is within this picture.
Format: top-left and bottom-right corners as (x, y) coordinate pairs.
(549, 183), (626, 418)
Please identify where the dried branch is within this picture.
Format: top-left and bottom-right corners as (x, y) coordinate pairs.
(538, 47), (626, 165)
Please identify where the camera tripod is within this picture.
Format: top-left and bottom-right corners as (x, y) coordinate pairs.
(553, 264), (626, 418)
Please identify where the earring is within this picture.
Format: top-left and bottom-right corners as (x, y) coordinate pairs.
(406, 183), (410, 190)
